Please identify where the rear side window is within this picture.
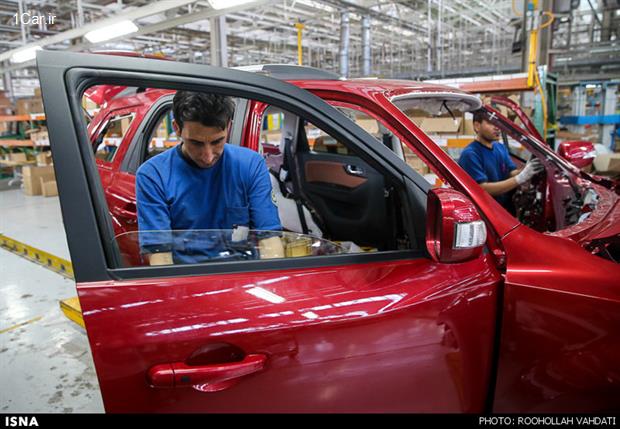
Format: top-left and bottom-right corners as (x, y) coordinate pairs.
(93, 112), (135, 163)
(326, 102), (443, 188)
(140, 97), (242, 166)
(144, 109), (179, 162)
(307, 124), (354, 156)
(309, 108), (375, 156)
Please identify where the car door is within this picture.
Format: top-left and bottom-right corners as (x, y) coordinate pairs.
(296, 125), (391, 249)
(38, 51), (502, 413)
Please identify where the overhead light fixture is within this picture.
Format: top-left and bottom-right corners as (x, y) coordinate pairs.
(207, 0), (255, 10)
(10, 46), (42, 64)
(84, 20), (138, 43)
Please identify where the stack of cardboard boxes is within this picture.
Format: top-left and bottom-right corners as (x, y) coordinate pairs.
(0, 150), (56, 196)
(22, 162), (57, 197)
(95, 114), (133, 160)
(406, 109), (477, 161)
(0, 91), (15, 135)
(1, 152), (32, 166)
(16, 88), (44, 116)
(594, 154), (620, 176)
(29, 127), (49, 146)
(403, 148), (430, 176)
(82, 95), (99, 112)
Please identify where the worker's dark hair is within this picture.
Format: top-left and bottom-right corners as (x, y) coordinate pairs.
(172, 91), (235, 131)
(472, 109), (488, 124)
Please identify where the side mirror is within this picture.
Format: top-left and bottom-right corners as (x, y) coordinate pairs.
(426, 189), (487, 263)
(558, 140), (596, 169)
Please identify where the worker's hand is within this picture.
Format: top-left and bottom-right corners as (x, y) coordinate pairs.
(515, 157), (544, 185)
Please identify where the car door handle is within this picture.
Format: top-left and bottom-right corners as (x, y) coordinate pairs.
(147, 354), (267, 392)
(344, 164), (364, 176)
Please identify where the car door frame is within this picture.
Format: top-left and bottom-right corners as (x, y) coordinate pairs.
(37, 50), (432, 283)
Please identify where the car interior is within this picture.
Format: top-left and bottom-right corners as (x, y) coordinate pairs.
(87, 89), (425, 266)
(260, 105), (412, 252)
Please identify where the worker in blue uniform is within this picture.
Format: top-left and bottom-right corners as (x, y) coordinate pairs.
(459, 110), (544, 213)
(136, 91), (283, 265)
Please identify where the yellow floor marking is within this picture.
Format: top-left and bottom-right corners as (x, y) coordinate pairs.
(0, 233), (82, 328)
(0, 316), (43, 334)
(0, 233), (74, 279)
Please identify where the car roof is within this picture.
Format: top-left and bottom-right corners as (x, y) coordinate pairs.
(232, 64), (474, 99)
(96, 66), (480, 112)
(292, 78), (477, 101)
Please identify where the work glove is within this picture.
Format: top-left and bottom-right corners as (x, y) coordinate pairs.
(515, 157), (544, 185)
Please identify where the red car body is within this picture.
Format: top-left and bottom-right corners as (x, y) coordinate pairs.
(38, 52), (620, 413)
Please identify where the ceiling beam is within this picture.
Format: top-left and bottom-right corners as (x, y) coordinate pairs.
(0, 0), (198, 62)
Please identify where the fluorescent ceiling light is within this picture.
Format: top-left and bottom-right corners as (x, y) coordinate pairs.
(11, 46), (42, 64)
(84, 20), (138, 43)
(207, 0), (255, 10)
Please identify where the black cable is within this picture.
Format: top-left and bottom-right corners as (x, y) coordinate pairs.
(441, 100), (456, 121)
(585, 0), (603, 28)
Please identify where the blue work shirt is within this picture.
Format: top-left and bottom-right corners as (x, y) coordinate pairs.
(458, 140), (517, 209)
(136, 143), (282, 264)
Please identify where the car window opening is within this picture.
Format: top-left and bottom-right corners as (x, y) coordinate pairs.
(86, 87), (420, 269)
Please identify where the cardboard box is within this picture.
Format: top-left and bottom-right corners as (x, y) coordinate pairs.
(82, 97), (99, 111)
(30, 130), (49, 146)
(404, 109), (429, 127)
(40, 178), (58, 197)
(34, 88), (41, 98)
(0, 93), (13, 109)
(355, 119), (379, 135)
(462, 119), (475, 136)
(593, 153), (620, 173)
(22, 165), (55, 196)
(36, 152), (52, 166)
(408, 116), (426, 127)
(120, 117), (132, 135)
(405, 109), (431, 117)
(405, 154), (430, 175)
(9, 152), (27, 163)
(420, 117), (462, 134)
(16, 97), (44, 115)
(556, 130), (596, 141)
(0, 154), (35, 167)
